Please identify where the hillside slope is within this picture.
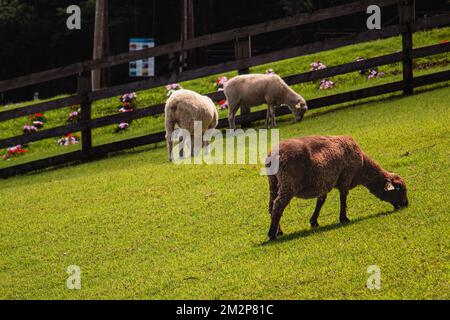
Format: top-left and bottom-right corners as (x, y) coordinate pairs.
(0, 27), (449, 168)
(0, 85), (449, 299)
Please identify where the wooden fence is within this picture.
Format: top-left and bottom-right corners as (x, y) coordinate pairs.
(0, 0), (449, 178)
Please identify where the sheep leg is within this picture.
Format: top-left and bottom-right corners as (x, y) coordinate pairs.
(268, 175), (278, 214)
(268, 175), (283, 236)
(266, 106), (276, 128)
(339, 189), (350, 223)
(310, 194), (327, 228)
(268, 191), (293, 240)
(165, 117), (175, 161)
(265, 109), (271, 128)
(190, 135), (196, 157)
(179, 136), (185, 159)
(203, 140), (210, 155)
(270, 106), (277, 128)
(167, 132), (174, 161)
(194, 129), (206, 157)
(204, 120), (216, 155)
(228, 103), (240, 131)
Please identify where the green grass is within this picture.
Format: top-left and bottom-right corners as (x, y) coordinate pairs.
(0, 27), (449, 299)
(1, 27), (449, 168)
(0, 83), (449, 299)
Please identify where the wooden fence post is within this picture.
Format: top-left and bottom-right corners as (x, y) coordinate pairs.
(235, 36), (252, 127)
(399, 0), (415, 95)
(77, 72), (92, 158)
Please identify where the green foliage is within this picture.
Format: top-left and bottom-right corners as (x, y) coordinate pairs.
(0, 0), (34, 24)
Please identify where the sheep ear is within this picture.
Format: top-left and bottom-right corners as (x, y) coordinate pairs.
(385, 182), (395, 191)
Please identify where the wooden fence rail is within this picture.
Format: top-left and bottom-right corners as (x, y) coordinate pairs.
(0, 0), (400, 92)
(1, 13), (449, 123)
(1, 69), (449, 178)
(1, 0), (449, 178)
(2, 41), (449, 149)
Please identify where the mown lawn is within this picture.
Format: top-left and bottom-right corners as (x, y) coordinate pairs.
(0, 84), (449, 299)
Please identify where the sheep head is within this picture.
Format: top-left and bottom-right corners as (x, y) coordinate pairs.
(379, 173), (409, 210)
(291, 97), (308, 122)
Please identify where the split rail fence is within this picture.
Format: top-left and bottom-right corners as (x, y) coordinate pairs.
(0, 0), (449, 177)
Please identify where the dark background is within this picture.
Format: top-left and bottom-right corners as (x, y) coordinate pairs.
(1, 0), (449, 103)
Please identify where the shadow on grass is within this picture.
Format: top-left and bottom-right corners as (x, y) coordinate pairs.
(259, 81), (450, 128)
(260, 209), (397, 246)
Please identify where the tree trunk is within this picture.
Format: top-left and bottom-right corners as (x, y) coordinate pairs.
(92, 0), (109, 90)
(180, 0), (195, 72)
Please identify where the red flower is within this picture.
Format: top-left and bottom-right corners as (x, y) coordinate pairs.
(440, 40), (449, 44)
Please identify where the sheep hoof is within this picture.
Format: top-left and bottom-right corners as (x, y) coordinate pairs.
(310, 220), (319, 228)
(268, 231), (277, 241)
(340, 216), (350, 224)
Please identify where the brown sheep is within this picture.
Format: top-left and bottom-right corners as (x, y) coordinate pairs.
(265, 135), (408, 240)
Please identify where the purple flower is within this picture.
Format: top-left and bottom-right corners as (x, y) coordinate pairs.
(310, 61), (327, 71)
(116, 122), (130, 132)
(368, 69), (385, 79)
(166, 84), (182, 97)
(119, 107), (133, 113)
(67, 111), (80, 123)
(166, 84), (181, 91)
(23, 125), (38, 134)
(219, 101), (228, 110)
(57, 134), (79, 146)
(120, 92), (137, 103)
(319, 79), (335, 90)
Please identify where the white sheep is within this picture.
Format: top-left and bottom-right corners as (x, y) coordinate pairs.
(165, 89), (219, 161)
(224, 73), (308, 129)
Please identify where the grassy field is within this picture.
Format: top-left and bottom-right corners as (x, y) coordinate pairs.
(0, 83), (449, 299)
(0, 26), (449, 300)
(0, 27), (449, 167)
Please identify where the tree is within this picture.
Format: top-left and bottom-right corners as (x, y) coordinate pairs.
(92, 0), (109, 90)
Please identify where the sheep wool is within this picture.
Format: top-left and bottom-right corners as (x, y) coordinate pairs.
(265, 135), (408, 240)
(164, 89), (219, 161)
(224, 73), (308, 129)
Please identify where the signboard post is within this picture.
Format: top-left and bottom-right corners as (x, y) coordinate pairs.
(129, 38), (155, 77)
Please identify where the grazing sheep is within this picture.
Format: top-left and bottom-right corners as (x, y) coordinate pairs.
(265, 135), (408, 240)
(165, 89), (219, 161)
(224, 73), (308, 130)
